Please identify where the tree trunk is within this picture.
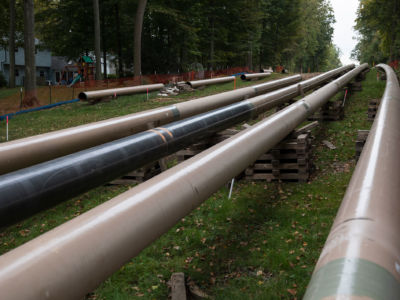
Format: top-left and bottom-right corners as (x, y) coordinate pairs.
(115, 3), (123, 77)
(101, 11), (107, 78)
(134, 0), (147, 77)
(209, 17), (215, 71)
(248, 40), (253, 71)
(93, 0), (102, 80)
(22, 0), (38, 107)
(8, 0), (16, 88)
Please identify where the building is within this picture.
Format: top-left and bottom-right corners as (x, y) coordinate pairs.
(0, 39), (51, 86)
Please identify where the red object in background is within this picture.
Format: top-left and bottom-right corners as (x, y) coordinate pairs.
(70, 66), (251, 89)
(389, 60), (399, 70)
(275, 66), (284, 73)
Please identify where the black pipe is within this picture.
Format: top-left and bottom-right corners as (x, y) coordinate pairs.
(0, 101), (254, 226)
(0, 65), (354, 226)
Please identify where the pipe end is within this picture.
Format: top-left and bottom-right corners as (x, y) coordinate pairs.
(78, 92), (88, 101)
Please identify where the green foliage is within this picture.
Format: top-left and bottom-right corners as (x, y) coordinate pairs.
(27, 0), (338, 74)
(0, 0), (24, 48)
(353, 0), (400, 64)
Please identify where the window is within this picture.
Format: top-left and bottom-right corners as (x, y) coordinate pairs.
(15, 69), (19, 76)
(40, 70), (45, 77)
(14, 47), (18, 53)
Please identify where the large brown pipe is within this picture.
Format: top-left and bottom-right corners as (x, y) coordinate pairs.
(78, 83), (165, 101)
(304, 65), (400, 299)
(0, 66), (353, 226)
(241, 72), (271, 81)
(186, 76), (235, 88)
(0, 64), (367, 300)
(0, 75), (302, 175)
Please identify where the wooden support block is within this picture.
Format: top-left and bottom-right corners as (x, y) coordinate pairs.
(307, 99), (344, 121)
(245, 128), (315, 182)
(272, 160), (280, 168)
(290, 121), (318, 137)
(355, 129), (370, 161)
(170, 273), (187, 300)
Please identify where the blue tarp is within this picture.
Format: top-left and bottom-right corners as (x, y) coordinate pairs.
(0, 99), (80, 121)
(231, 72), (248, 77)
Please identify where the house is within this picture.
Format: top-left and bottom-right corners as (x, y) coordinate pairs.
(0, 38), (51, 86)
(0, 39), (117, 86)
(50, 56), (79, 85)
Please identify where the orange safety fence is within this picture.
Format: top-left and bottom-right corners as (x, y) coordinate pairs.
(0, 66), (251, 115)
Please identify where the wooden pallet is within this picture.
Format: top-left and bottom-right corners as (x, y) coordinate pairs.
(109, 161), (163, 185)
(355, 130), (369, 161)
(176, 128), (241, 162)
(245, 122), (317, 182)
(367, 99), (380, 121)
(348, 81), (363, 91)
(308, 99), (344, 121)
(355, 69), (369, 82)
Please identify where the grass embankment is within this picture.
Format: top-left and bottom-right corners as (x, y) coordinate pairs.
(0, 70), (385, 299)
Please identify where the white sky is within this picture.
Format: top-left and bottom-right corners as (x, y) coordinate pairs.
(330, 0), (360, 65)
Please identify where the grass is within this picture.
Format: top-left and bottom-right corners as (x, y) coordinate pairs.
(0, 73), (286, 141)
(0, 70), (386, 299)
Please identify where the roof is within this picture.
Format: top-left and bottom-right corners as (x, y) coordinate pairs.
(81, 56), (93, 63)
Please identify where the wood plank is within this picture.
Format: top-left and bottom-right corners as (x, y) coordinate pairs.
(170, 273), (187, 300)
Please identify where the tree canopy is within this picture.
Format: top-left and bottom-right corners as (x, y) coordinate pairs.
(0, 0), (341, 76)
(353, 0), (400, 64)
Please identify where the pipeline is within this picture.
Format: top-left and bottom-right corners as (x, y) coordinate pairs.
(304, 65), (400, 299)
(0, 75), (303, 175)
(78, 83), (165, 101)
(241, 72), (271, 81)
(0, 64), (368, 300)
(0, 65), (354, 226)
(186, 76), (235, 88)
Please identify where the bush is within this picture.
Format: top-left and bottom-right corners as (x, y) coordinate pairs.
(0, 73), (7, 88)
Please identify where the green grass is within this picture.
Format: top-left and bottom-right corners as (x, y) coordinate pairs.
(0, 70), (386, 299)
(0, 74), (286, 141)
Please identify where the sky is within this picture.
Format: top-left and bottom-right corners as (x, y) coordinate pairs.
(330, 0), (360, 65)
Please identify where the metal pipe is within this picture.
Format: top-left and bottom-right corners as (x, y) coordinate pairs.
(0, 75), (302, 175)
(78, 83), (165, 101)
(0, 66), (352, 226)
(304, 64), (400, 299)
(0, 64), (367, 300)
(241, 72), (271, 81)
(186, 76), (235, 88)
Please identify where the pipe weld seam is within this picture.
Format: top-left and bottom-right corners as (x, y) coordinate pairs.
(148, 129), (167, 143)
(157, 127), (174, 138)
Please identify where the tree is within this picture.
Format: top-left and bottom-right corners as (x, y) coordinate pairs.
(134, 0), (147, 77)
(354, 0), (400, 63)
(8, 0), (15, 88)
(22, 0), (38, 107)
(93, 0), (102, 80)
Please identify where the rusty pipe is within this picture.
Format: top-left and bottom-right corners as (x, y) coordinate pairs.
(241, 72), (271, 81)
(186, 76), (235, 88)
(78, 83), (165, 101)
(304, 65), (400, 299)
(0, 75), (303, 175)
(0, 66), (352, 226)
(0, 64), (367, 300)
